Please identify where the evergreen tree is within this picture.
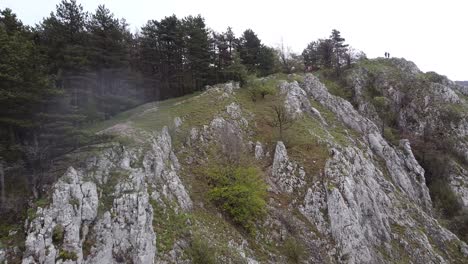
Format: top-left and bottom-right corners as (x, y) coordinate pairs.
(330, 29), (348, 76)
(302, 41), (319, 71)
(0, 8), (60, 198)
(239, 29), (261, 72)
(0, 9), (56, 144)
(38, 0), (90, 119)
(258, 45), (277, 76)
(181, 15), (211, 91)
(0, 3), (281, 207)
(87, 5), (139, 118)
(139, 16), (185, 99)
(318, 38), (334, 69)
(225, 27), (235, 57)
(224, 51), (248, 86)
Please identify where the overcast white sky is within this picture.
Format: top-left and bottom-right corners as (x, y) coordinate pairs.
(1, 0), (467, 80)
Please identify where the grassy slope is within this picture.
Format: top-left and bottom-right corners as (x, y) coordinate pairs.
(64, 75), (363, 261)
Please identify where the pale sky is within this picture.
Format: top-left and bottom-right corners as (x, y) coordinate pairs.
(1, 0), (467, 80)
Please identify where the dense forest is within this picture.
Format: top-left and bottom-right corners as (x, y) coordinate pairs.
(0, 0), (361, 213)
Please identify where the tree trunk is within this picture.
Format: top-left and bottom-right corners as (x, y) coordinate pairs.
(0, 161), (5, 210)
(8, 125), (15, 144)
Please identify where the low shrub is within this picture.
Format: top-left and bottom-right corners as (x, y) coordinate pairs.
(189, 235), (217, 264)
(58, 249), (78, 261)
(383, 127), (400, 146)
(430, 179), (462, 218)
(283, 237), (306, 263)
(246, 78), (276, 101)
(52, 224), (64, 246)
(205, 165), (267, 233)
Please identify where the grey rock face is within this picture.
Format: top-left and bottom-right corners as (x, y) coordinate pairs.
(144, 127), (192, 211)
(226, 102), (242, 119)
(254, 141), (264, 160)
(297, 74), (467, 263)
(304, 74), (432, 210)
(226, 102), (248, 127)
(344, 60), (468, 210)
(448, 161), (468, 207)
(22, 126), (191, 264)
(205, 81), (240, 99)
(22, 167), (99, 264)
(271, 141), (306, 193)
(174, 116), (183, 128)
(279, 80), (326, 123)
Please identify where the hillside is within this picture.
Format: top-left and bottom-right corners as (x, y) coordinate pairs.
(1, 58), (468, 263)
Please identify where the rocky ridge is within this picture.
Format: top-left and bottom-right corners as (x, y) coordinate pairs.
(8, 61), (468, 263)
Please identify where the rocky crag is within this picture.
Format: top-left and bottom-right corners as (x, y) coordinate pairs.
(2, 59), (468, 263)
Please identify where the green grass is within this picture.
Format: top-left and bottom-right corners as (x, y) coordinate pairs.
(85, 88), (232, 150)
(58, 250), (78, 261)
(86, 93), (197, 132)
(150, 198), (191, 256)
(132, 91), (227, 132)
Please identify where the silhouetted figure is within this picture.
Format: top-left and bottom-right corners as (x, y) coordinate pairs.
(384, 52), (388, 58)
(388, 52), (390, 58)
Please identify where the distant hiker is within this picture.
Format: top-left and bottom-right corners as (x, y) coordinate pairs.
(384, 52), (387, 58)
(388, 52), (390, 58)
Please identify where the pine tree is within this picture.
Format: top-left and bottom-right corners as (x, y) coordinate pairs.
(302, 41), (320, 71)
(87, 5), (139, 118)
(330, 29), (348, 76)
(181, 15), (211, 91)
(0, 8), (60, 198)
(139, 16), (185, 99)
(0, 9), (56, 144)
(225, 27), (235, 57)
(258, 45), (277, 76)
(239, 29), (262, 73)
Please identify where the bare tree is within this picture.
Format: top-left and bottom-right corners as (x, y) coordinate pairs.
(278, 39), (293, 73)
(270, 103), (294, 140)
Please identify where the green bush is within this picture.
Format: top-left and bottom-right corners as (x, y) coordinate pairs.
(189, 235), (217, 264)
(52, 224), (64, 246)
(383, 127), (400, 145)
(205, 165), (267, 233)
(282, 237), (306, 263)
(321, 78), (353, 101)
(224, 52), (249, 86)
(430, 179), (462, 218)
(58, 249), (78, 261)
(449, 209), (468, 242)
(425, 71), (446, 84)
(246, 78), (276, 101)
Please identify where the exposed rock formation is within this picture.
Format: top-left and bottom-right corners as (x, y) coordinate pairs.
(22, 127), (191, 264)
(271, 141), (306, 193)
(344, 58), (468, 209)
(13, 73), (468, 264)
